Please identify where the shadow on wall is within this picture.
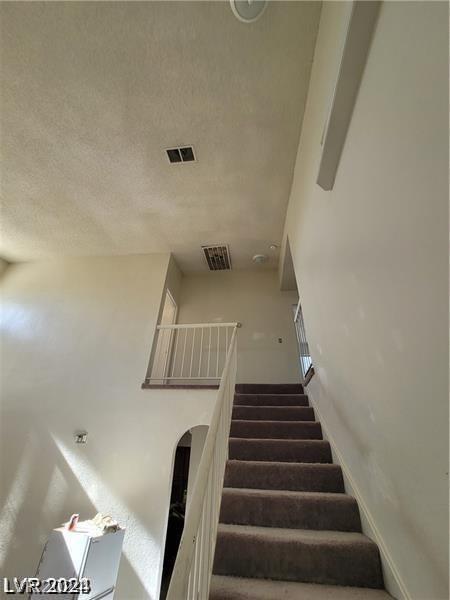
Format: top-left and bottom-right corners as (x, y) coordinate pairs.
(0, 417), (149, 599)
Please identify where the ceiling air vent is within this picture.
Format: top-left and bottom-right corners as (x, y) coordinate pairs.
(166, 146), (196, 163)
(202, 245), (232, 271)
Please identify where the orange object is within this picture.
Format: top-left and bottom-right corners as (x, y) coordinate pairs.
(66, 514), (79, 531)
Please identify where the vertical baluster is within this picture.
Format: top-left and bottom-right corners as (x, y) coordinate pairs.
(301, 314), (308, 377)
(171, 329), (179, 379)
(214, 413), (223, 515)
(220, 405), (227, 483)
(189, 327), (196, 378)
(225, 327), (229, 373)
(181, 327), (188, 378)
(196, 504), (207, 599)
(163, 328), (170, 379)
(199, 489), (210, 598)
(297, 313), (303, 377)
(198, 327), (204, 378)
(217, 428), (223, 508)
(158, 329), (166, 380)
(204, 465), (214, 593)
(188, 534), (198, 600)
(194, 509), (203, 599)
(302, 310), (309, 374)
(210, 449), (218, 550)
(191, 530), (201, 600)
(207, 327), (211, 378)
(187, 568), (194, 600)
(298, 311), (303, 376)
(191, 531), (198, 600)
(216, 327), (220, 378)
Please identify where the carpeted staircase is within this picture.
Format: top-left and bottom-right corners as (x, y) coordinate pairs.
(210, 383), (393, 599)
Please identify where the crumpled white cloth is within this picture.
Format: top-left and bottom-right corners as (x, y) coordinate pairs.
(63, 512), (121, 534)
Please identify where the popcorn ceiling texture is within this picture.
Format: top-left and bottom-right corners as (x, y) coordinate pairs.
(0, 1), (320, 271)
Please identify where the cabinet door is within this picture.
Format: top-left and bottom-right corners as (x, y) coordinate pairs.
(36, 530), (90, 599)
(81, 531), (124, 600)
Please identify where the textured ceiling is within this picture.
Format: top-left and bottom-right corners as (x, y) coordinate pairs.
(0, 1), (321, 272)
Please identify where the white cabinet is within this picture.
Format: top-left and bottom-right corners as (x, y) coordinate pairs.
(35, 527), (125, 599)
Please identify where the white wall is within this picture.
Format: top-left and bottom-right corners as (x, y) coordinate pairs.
(177, 270), (300, 384)
(0, 254), (216, 599)
(282, 2), (448, 599)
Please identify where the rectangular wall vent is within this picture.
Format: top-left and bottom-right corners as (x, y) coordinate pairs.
(202, 245), (232, 271)
(166, 146), (196, 163)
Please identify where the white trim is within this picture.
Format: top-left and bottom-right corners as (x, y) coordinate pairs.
(157, 322), (239, 330)
(309, 395), (411, 600)
(293, 300), (301, 323)
(317, 1), (381, 190)
(146, 377), (220, 381)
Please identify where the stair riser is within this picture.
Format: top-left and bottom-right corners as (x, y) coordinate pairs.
(235, 384), (304, 395)
(210, 576), (394, 600)
(219, 493), (361, 531)
(230, 421), (322, 440)
(213, 532), (383, 588)
(224, 462), (344, 492)
(232, 406), (315, 421)
(229, 439), (332, 463)
(234, 394), (309, 406)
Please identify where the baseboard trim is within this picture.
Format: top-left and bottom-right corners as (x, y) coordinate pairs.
(309, 396), (412, 600)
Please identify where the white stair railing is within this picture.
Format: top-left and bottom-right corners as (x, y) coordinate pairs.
(146, 323), (238, 385)
(294, 302), (313, 382)
(165, 325), (238, 600)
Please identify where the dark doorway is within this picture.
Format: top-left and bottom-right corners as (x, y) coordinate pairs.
(159, 441), (191, 599)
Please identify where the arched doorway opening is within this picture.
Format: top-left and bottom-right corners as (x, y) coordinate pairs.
(159, 425), (208, 599)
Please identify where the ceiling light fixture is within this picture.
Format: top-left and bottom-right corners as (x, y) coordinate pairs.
(230, 0), (268, 23)
(252, 254), (268, 264)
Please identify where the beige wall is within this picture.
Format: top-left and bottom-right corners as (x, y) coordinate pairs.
(282, 2), (448, 599)
(163, 255), (183, 310)
(0, 254), (217, 599)
(177, 270), (300, 384)
(145, 255), (183, 380)
(0, 258), (10, 278)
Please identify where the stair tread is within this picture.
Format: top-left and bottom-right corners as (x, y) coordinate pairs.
(220, 488), (361, 531)
(232, 419), (320, 425)
(214, 524), (383, 587)
(235, 384), (304, 395)
(235, 394), (308, 397)
(222, 488), (355, 502)
(230, 420), (322, 440)
(225, 459), (344, 493)
(227, 459), (341, 468)
(234, 404), (311, 408)
(210, 575), (393, 599)
(229, 438), (332, 464)
(217, 523), (375, 546)
(232, 406), (315, 421)
(229, 437), (328, 447)
(234, 392), (308, 406)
